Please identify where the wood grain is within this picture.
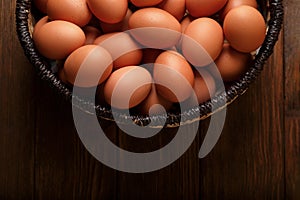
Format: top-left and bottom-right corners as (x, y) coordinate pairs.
(283, 0), (300, 113)
(0, 0), (35, 199)
(34, 81), (117, 200)
(285, 117), (300, 200)
(284, 0), (300, 199)
(117, 124), (200, 199)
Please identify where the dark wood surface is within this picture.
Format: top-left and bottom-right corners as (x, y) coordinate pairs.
(0, 0), (299, 199)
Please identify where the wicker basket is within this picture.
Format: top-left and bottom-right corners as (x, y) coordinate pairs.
(15, 0), (283, 128)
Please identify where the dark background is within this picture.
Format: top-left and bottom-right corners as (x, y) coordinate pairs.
(1, 0), (299, 199)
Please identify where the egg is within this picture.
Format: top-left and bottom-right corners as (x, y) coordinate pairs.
(47, 0), (92, 27)
(104, 66), (152, 109)
(83, 26), (101, 45)
(33, 20), (85, 59)
(33, 16), (49, 36)
(128, 8), (181, 49)
(153, 50), (194, 102)
(33, 0), (48, 13)
(63, 45), (113, 87)
(100, 9), (132, 33)
(180, 15), (194, 33)
(176, 15), (194, 49)
(223, 6), (266, 53)
(191, 70), (216, 104)
(94, 32), (143, 69)
(219, 0), (258, 20)
(186, 0), (228, 17)
(138, 83), (173, 115)
(131, 0), (164, 7)
(181, 17), (223, 67)
(213, 43), (252, 81)
(87, 0), (128, 23)
(158, 0), (186, 21)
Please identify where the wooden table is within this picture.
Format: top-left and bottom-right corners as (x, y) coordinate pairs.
(1, 0), (299, 199)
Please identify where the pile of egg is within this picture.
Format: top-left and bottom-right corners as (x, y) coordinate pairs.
(33, 0), (266, 114)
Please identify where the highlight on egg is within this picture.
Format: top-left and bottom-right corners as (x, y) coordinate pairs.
(128, 7), (181, 49)
(94, 32), (143, 69)
(153, 50), (195, 102)
(104, 66), (152, 109)
(181, 17), (224, 67)
(33, 20), (86, 60)
(63, 45), (113, 87)
(223, 5), (266, 53)
(47, 0), (92, 27)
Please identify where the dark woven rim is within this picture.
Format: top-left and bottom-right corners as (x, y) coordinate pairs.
(15, 0), (283, 128)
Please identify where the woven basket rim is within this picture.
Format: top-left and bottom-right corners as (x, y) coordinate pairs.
(15, 0), (284, 128)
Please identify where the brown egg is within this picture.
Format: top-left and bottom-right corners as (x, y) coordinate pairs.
(128, 8), (181, 49)
(223, 6), (266, 53)
(33, 0), (48, 13)
(180, 15), (194, 33)
(182, 17), (223, 67)
(153, 50), (194, 102)
(33, 20), (85, 59)
(176, 15), (194, 49)
(87, 0), (128, 23)
(219, 0), (258, 20)
(191, 70), (216, 104)
(33, 16), (49, 36)
(94, 32), (143, 69)
(213, 43), (252, 81)
(104, 66), (152, 109)
(83, 26), (101, 45)
(100, 9), (132, 33)
(186, 0), (228, 17)
(158, 0), (186, 21)
(131, 0), (164, 7)
(63, 45), (113, 87)
(47, 0), (92, 27)
(138, 83), (173, 115)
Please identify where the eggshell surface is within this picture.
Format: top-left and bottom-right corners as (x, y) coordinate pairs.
(94, 32), (142, 69)
(87, 0), (128, 23)
(104, 66), (152, 109)
(138, 83), (173, 115)
(47, 0), (92, 26)
(223, 6), (266, 53)
(33, 20), (85, 59)
(158, 0), (186, 21)
(182, 18), (223, 66)
(219, 0), (258, 20)
(191, 70), (216, 104)
(129, 8), (181, 49)
(100, 9), (132, 33)
(33, 16), (49, 36)
(214, 43), (252, 81)
(63, 45), (113, 87)
(131, 0), (164, 7)
(153, 51), (194, 102)
(186, 0), (228, 17)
